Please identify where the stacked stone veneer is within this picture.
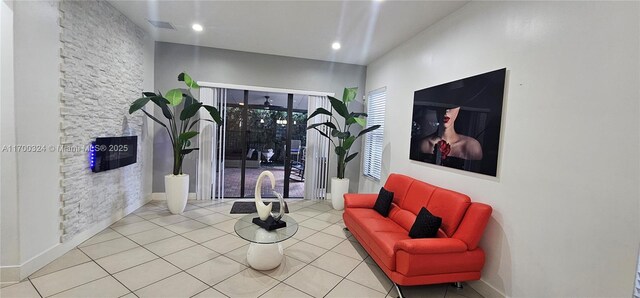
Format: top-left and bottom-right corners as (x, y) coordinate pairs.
(59, 0), (146, 242)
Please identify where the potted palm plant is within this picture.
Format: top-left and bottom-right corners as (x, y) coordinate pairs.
(129, 72), (221, 214)
(306, 87), (380, 210)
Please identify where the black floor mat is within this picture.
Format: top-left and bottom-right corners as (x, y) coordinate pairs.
(230, 201), (290, 214)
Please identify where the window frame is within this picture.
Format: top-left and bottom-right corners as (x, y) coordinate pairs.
(362, 87), (386, 181)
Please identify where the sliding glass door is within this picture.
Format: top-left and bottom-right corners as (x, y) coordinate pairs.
(223, 90), (307, 198)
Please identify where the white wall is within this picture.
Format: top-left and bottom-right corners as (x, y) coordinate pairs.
(0, 0), (19, 280)
(0, 0), (155, 282)
(13, 0), (62, 266)
(153, 42), (367, 194)
(361, 2), (640, 297)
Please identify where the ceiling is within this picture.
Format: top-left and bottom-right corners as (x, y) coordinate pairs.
(108, 0), (468, 65)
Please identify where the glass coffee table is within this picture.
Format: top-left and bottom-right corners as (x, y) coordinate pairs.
(234, 213), (298, 270)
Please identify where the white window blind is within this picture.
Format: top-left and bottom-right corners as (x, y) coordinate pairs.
(363, 87), (386, 180)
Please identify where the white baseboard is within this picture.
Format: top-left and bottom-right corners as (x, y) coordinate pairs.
(0, 194), (152, 283)
(468, 279), (506, 298)
(151, 192), (196, 200)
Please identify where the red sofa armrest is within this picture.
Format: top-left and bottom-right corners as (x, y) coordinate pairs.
(394, 238), (468, 254)
(344, 193), (378, 209)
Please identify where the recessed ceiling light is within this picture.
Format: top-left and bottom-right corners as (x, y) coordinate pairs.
(192, 23), (203, 32)
(332, 42), (341, 50)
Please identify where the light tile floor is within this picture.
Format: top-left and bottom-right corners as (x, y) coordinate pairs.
(1, 199), (484, 298)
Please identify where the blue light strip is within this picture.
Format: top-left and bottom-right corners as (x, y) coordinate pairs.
(89, 142), (96, 171)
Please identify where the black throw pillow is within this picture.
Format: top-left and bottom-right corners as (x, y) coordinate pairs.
(373, 187), (394, 217)
(409, 207), (442, 238)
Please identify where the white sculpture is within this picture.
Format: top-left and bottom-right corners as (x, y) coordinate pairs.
(271, 191), (285, 221)
(255, 171), (276, 220)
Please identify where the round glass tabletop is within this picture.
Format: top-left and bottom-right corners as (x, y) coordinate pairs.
(234, 213), (298, 244)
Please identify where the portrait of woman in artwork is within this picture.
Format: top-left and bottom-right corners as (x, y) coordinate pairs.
(409, 68), (506, 176)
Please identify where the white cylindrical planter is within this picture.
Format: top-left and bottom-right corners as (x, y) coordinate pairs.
(330, 177), (349, 210)
(165, 174), (189, 214)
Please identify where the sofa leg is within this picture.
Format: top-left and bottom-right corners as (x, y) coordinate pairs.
(394, 283), (405, 298)
(343, 227), (349, 231)
(453, 282), (463, 289)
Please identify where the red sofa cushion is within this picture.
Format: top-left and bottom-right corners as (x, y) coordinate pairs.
(426, 188), (470, 237)
(401, 179), (438, 215)
(383, 173), (414, 207)
(388, 206), (415, 232)
(345, 208), (409, 270)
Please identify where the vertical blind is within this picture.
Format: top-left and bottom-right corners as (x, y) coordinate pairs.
(305, 95), (331, 200)
(363, 87), (386, 180)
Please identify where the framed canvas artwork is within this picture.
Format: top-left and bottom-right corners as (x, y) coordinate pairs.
(409, 68), (506, 176)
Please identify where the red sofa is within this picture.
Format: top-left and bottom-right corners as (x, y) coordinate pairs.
(343, 173), (492, 294)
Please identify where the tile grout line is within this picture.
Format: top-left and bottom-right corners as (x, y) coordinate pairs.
(322, 258), (366, 298)
(280, 233), (359, 297)
(111, 203), (282, 296)
(202, 200), (334, 297)
(283, 220), (393, 297)
(31, 247), (133, 297)
(113, 218), (222, 294)
(32, 203), (216, 296)
(27, 277), (44, 298)
(25, 200), (352, 298)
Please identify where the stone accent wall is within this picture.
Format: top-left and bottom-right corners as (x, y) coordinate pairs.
(59, 0), (146, 242)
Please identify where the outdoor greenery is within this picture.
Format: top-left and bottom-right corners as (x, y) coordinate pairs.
(225, 107), (307, 163)
(306, 87), (380, 179)
(129, 72), (221, 175)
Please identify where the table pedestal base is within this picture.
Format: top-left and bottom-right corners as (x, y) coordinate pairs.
(246, 242), (283, 270)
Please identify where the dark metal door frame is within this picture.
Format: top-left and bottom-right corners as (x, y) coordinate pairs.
(283, 93), (294, 198)
(239, 90), (249, 198)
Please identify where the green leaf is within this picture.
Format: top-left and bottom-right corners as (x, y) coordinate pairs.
(311, 127), (332, 142)
(182, 92), (195, 108)
(343, 136), (356, 150)
(165, 89), (184, 106)
(328, 96), (349, 119)
(129, 97), (150, 114)
(350, 112), (368, 118)
(357, 124), (381, 138)
(342, 87), (358, 104)
(332, 129), (350, 139)
(335, 146), (346, 156)
(354, 117), (366, 127)
(202, 105), (222, 124)
(345, 152), (358, 163)
(188, 119), (215, 130)
(307, 122), (336, 131)
(142, 92), (157, 97)
(148, 96), (173, 119)
(178, 131), (199, 144)
(180, 102), (203, 120)
(141, 109), (167, 129)
(181, 148), (199, 155)
(307, 108), (332, 120)
(178, 72), (199, 89)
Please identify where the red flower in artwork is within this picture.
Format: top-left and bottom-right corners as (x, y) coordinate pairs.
(436, 140), (451, 160)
